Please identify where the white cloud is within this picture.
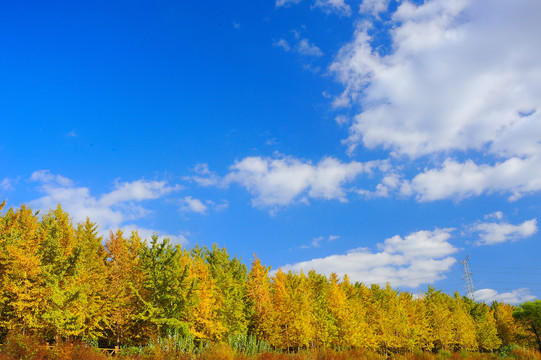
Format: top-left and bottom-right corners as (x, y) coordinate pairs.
(471, 218), (537, 246)
(359, 0), (390, 15)
(280, 228), (457, 288)
(484, 211), (503, 220)
(400, 157), (541, 202)
(313, 0), (352, 16)
(179, 196), (208, 214)
(186, 163), (221, 187)
(276, 0), (301, 8)
(273, 38), (291, 52)
(332, 0), (541, 158)
(1, 178), (13, 191)
(224, 155), (373, 209)
(474, 288), (536, 305)
(301, 234), (340, 249)
(359, 172), (401, 199)
(29, 170), (181, 233)
(100, 179), (181, 206)
(31, 170), (73, 187)
(329, 0), (541, 201)
(297, 38), (324, 57)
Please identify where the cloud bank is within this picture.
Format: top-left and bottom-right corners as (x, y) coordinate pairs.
(279, 228), (457, 288)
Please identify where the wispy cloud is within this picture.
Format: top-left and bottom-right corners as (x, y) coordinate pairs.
(1, 178), (14, 192)
(301, 234), (339, 249)
(297, 38), (324, 57)
(276, 0), (301, 8)
(313, 0), (351, 16)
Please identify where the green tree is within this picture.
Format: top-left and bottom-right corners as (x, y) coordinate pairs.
(204, 244), (248, 337)
(138, 235), (193, 338)
(38, 205), (83, 341)
(513, 300), (541, 353)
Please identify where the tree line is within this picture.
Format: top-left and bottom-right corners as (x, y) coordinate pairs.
(0, 202), (539, 354)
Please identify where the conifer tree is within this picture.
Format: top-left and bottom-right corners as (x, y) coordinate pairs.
(307, 270), (336, 349)
(204, 244), (249, 337)
(450, 293), (477, 351)
(138, 236), (193, 339)
(188, 246), (225, 340)
(246, 255), (272, 342)
(105, 230), (147, 346)
(72, 219), (109, 341)
(0, 205), (46, 336)
(424, 286), (454, 350)
(38, 205), (83, 340)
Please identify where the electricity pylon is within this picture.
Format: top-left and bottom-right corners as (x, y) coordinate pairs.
(459, 255), (475, 300)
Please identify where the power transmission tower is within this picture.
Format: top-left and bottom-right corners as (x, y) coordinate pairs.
(459, 255), (475, 300)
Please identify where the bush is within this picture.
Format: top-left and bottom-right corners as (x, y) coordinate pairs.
(0, 332), (50, 360)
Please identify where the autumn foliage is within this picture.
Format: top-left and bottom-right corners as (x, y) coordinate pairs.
(0, 202), (539, 359)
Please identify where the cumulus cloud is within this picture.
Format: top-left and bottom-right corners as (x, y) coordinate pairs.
(400, 157), (541, 202)
(179, 196), (208, 214)
(474, 288), (536, 305)
(29, 170), (182, 238)
(332, 0), (541, 159)
(313, 0), (352, 16)
(280, 228), (457, 287)
(470, 218), (537, 245)
(327, 0), (541, 202)
(224, 155), (374, 209)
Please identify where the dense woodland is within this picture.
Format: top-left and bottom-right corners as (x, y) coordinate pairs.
(0, 201), (539, 357)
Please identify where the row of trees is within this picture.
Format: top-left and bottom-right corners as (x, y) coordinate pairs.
(0, 202), (539, 353)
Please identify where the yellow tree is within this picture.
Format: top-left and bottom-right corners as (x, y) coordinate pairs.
(269, 270), (314, 350)
(245, 255), (272, 342)
(105, 230), (147, 346)
(492, 302), (527, 347)
(471, 302), (501, 351)
(0, 204), (47, 335)
(449, 293), (477, 351)
(424, 286), (454, 350)
(307, 270), (336, 349)
(188, 247), (225, 341)
(72, 218), (109, 341)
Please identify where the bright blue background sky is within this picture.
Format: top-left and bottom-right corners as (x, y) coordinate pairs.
(2, 0), (540, 304)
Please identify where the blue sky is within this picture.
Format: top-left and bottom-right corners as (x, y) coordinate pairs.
(1, 0), (540, 304)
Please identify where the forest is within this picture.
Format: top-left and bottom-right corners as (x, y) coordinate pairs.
(0, 201), (540, 360)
